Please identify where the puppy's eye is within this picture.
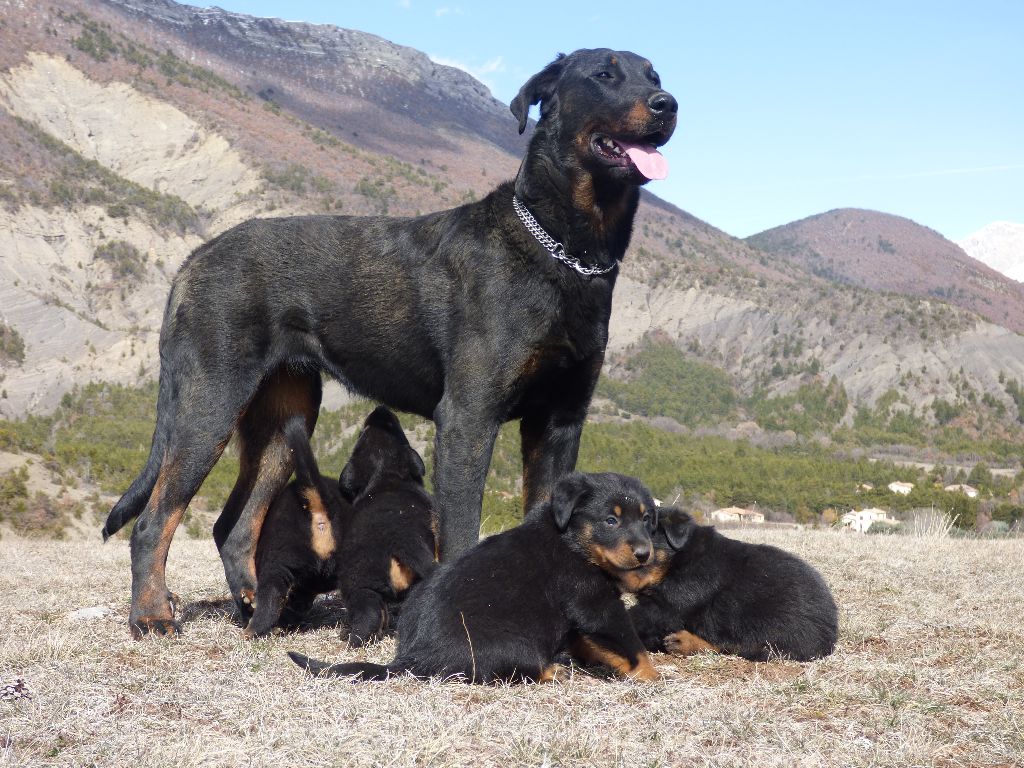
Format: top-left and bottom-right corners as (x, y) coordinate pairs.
(649, 71), (661, 86)
(594, 71), (613, 80)
(605, 516), (619, 526)
(642, 513), (650, 523)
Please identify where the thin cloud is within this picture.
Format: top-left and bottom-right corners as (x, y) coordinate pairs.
(434, 6), (463, 17)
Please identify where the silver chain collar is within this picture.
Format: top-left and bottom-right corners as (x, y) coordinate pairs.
(512, 195), (617, 277)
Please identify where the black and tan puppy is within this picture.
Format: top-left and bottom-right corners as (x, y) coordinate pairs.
(335, 405), (437, 646)
(244, 415), (349, 639)
(627, 507), (838, 662)
(290, 472), (661, 683)
(103, 48), (677, 638)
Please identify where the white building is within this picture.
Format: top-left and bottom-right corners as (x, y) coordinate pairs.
(888, 481), (914, 495)
(944, 483), (979, 499)
(841, 508), (892, 533)
(711, 506), (765, 525)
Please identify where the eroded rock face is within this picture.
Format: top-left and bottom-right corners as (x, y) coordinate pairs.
(0, 52), (260, 211)
(0, 53), (262, 417)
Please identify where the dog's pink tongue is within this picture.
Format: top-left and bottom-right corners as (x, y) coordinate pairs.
(622, 142), (668, 180)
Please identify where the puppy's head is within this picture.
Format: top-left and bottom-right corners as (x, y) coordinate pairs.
(339, 405), (426, 502)
(616, 505), (696, 592)
(550, 472), (657, 576)
(510, 48), (677, 186)
(656, 506), (698, 552)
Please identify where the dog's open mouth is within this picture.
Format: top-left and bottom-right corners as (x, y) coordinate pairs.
(591, 134), (669, 180)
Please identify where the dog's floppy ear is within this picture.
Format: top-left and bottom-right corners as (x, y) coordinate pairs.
(510, 53), (566, 134)
(661, 507), (695, 551)
(406, 446), (426, 483)
(550, 472), (590, 531)
(338, 459), (362, 502)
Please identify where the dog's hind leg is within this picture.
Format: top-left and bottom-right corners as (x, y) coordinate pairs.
(344, 588), (388, 647)
(128, 417), (237, 637)
(214, 367), (322, 618)
(243, 567), (293, 639)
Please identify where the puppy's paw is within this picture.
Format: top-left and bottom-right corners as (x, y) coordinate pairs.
(663, 630), (719, 656)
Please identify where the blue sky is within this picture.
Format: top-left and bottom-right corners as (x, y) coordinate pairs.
(215, 1), (1023, 241)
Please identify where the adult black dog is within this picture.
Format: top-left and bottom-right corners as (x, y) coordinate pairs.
(290, 472), (661, 683)
(101, 48), (677, 637)
(627, 508), (839, 662)
(335, 406), (437, 646)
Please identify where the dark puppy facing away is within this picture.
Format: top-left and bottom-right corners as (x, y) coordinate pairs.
(290, 472), (661, 684)
(626, 508), (838, 662)
(335, 406), (437, 646)
(245, 416), (349, 639)
(102, 48), (676, 638)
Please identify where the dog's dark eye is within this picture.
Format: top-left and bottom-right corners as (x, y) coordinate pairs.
(649, 70), (661, 86)
(594, 71), (613, 80)
(605, 515), (618, 526)
(642, 513), (650, 523)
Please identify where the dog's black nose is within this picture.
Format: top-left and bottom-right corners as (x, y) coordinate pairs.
(633, 545), (651, 564)
(648, 91), (678, 115)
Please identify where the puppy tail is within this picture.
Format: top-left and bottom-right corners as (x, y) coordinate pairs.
(282, 415), (320, 491)
(287, 652), (404, 681)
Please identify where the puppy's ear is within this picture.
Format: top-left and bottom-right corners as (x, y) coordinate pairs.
(661, 507), (695, 551)
(550, 472), (590, 531)
(338, 460), (362, 502)
(510, 53), (566, 134)
(407, 446), (426, 482)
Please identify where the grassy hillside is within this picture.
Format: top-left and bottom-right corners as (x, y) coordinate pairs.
(3, 381), (1022, 537)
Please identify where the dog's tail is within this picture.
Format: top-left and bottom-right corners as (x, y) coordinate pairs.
(287, 652), (409, 681)
(281, 415), (319, 492)
(101, 363), (176, 541)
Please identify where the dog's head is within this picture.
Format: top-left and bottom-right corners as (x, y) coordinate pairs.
(550, 472), (658, 575)
(616, 505), (696, 592)
(510, 48), (677, 186)
(338, 405), (426, 502)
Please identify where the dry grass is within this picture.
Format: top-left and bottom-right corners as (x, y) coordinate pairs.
(1, 529), (1022, 767)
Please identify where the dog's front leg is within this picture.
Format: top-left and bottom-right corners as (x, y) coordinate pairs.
(520, 355), (601, 513)
(520, 407), (586, 515)
(432, 395), (500, 559)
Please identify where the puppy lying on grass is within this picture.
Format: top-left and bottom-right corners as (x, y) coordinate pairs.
(244, 415), (349, 639)
(290, 472), (661, 683)
(335, 406), (437, 646)
(626, 507), (838, 661)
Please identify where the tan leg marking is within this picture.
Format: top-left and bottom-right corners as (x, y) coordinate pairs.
(664, 630), (721, 656)
(388, 557), (416, 593)
(572, 637), (659, 682)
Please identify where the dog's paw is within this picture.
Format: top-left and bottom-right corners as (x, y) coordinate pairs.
(129, 616), (181, 639)
(238, 589), (257, 614)
(663, 630), (718, 656)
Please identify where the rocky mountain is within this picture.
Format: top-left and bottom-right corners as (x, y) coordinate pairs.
(2, 0), (1024, 436)
(958, 221), (1024, 284)
(747, 209), (1024, 334)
